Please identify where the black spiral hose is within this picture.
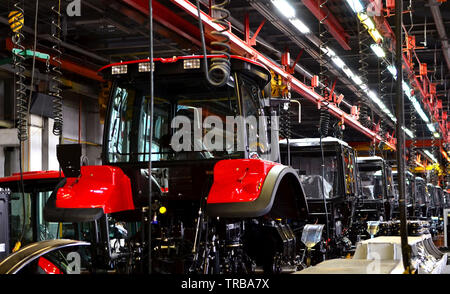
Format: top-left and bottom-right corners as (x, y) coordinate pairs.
(51, 1), (63, 137)
(10, 4), (27, 142)
(319, 106), (330, 137)
(357, 18), (372, 129)
(318, 0), (331, 102)
(196, 0), (231, 87)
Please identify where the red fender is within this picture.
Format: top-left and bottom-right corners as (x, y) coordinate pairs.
(207, 159), (307, 218)
(56, 166), (135, 214)
(207, 159), (280, 204)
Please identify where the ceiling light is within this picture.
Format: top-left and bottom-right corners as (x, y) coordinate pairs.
(346, 0), (364, 13)
(272, 0), (296, 19)
(387, 65), (397, 79)
(369, 29), (383, 43)
(424, 150), (438, 163)
(352, 75), (363, 85)
(370, 44), (385, 58)
(403, 127), (414, 138)
(289, 18), (310, 34)
(332, 56), (345, 69)
(427, 123), (437, 133)
(433, 132), (440, 138)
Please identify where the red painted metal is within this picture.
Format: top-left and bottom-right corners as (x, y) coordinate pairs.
(0, 170), (63, 183)
(207, 159), (279, 204)
(368, 0), (448, 143)
(38, 257), (63, 275)
(162, 0), (395, 150)
(56, 166), (135, 214)
(301, 0), (351, 50)
(244, 14), (266, 47)
(121, 0), (203, 47)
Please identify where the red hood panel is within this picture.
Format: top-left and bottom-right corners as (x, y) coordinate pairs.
(56, 166), (135, 214)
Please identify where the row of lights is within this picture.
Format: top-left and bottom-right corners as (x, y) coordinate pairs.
(345, 0), (440, 139)
(272, 0), (399, 132)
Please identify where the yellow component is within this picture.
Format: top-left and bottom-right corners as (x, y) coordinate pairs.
(8, 11), (24, 33)
(270, 70), (288, 98)
(12, 241), (21, 253)
(159, 206), (167, 214)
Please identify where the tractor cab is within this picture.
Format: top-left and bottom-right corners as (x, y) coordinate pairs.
(279, 137), (358, 257)
(415, 177), (428, 218)
(356, 156), (395, 221)
(392, 170), (415, 218)
(426, 183), (437, 217)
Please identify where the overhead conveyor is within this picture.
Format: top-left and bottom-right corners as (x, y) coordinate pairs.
(120, 0), (397, 151)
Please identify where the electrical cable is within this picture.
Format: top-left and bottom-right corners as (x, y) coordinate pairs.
(147, 0), (154, 275)
(195, 0), (231, 87)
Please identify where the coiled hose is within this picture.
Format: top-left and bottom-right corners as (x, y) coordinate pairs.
(51, 1), (63, 137)
(10, 6), (27, 142)
(195, 0), (231, 87)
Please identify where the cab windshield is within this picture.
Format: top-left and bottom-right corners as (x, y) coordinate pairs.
(105, 74), (270, 164)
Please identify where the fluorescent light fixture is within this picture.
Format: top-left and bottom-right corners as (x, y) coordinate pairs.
(352, 75), (363, 85)
(369, 29), (383, 43)
(346, 0), (364, 13)
(402, 81), (412, 98)
(332, 56), (345, 69)
(370, 44), (385, 58)
(321, 46), (336, 58)
(342, 67), (354, 78)
(424, 150), (438, 163)
(410, 97), (430, 123)
(403, 127), (414, 138)
(289, 18), (310, 34)
(427, 123), (437, 133)
(387, 65), (397, 78)
(271, 0), (296, 19)
(368, 90), (378, 101)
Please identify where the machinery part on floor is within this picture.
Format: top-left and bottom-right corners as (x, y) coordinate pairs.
(196, 0), (231, 87)
(51, 1), (64, 137)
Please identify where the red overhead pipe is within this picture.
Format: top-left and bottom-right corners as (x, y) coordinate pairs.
(301, 0), (351, 50)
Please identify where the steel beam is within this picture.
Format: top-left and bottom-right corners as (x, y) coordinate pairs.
(301, 0), (351, 50)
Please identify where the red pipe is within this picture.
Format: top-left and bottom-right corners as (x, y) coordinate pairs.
(301, 0), (351, 50)
(121, 0), (203, 47)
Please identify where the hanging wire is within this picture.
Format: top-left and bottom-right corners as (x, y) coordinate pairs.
(195, 0), (231, 87)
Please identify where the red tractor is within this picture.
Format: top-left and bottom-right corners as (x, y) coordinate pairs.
(0, 56), (310, 274)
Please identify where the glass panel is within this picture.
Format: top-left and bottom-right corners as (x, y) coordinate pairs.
(291, 152), (339, 199)
(106, 76), (245, 163)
